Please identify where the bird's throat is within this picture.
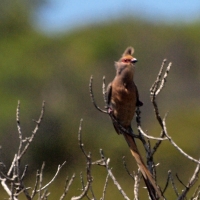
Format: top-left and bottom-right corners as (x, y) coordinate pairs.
(117, 68), (134, 85)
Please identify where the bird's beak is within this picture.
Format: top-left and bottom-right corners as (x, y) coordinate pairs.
(131, 58), (138, 64)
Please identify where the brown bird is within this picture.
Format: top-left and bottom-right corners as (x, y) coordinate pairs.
(107, 47), (163, 200)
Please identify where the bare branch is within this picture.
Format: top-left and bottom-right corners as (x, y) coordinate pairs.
(38, 162), (45, 199)
(31, 170), (40, 199)
(169, 171), (179, 197)
(162, 170), (171, 194)
(191, 185), (200, 200)
(162, 118), (200, 164)
(155, 61), (172, 96)
(7, 154), (17, 177)
(109, 112), (139, 138)
(150, 59), (170, 97)
(150, 60), (172, 149)
(99, 149), (130, 200)
(71, 119), (93, 200)
(37, 161), (66, 192)
(18, 101), (45, 159)
(137, 126), (167, 141)
(0, 178), (18, 200)
(16, 100), (23, 158)
(100, 173), (109, 200)
(133, 169), (141, 200)
(60, 173), (76, 200)
(79, 172), (90, 200)
(41, 189), (50, 200)
(102, 76), (108, 106)
(176, 174), (187, 188)
(78, 119), (88, 158)
(178, 161), (200, 200)
(89, 75), (107, 114)
(122, 156), (135, 180)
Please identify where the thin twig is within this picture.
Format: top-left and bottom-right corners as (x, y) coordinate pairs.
(0, 178), (17, 200)
(176, 174), (187, 188)
(162, 118), (200, 164)
(79, 172), (90, 200)
(100, 149), (130, 200)
(16, 100), (23, 158)
(18, 101), (45, 159)
(191, 185), (200, 200)
(137, 126), (167, 141)
(60, 173), (76, 200)
(162, 170), (171, 194)
(102, 76), (108, 106)
(31, 170), (40, 199)
(7, 154), (17, 176)
(122, 156), (135, 180)
(178, 161), (200, 200)
(41, 189), (50, 200)
(38, 162), (45, 199)
(37, 161), (66, 192)
(150, 60), (172, 155)
(155, 62), (172, 96)
(101, 173), (109, 200)
(169, 171), (179, 197)
(78, 119), (87, 158)
(71, 119), (93, 200)
(21, 165), (28, 181)
(133, 169), (141, 200)
(89, 76), (107, 114)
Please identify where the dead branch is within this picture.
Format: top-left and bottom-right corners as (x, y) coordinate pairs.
(37, 161), (66, 192)
(122, 156), (135, 180)
(60, 173), (76, 200)
(99, 149), (130, 200)
(191, 185), (200, 200)
(162, 117), (200, 164)
(178, 161), (200, 200)
(150, 60), (200, 165)
(122, 156), (141, 200)
(100, 172), (109, 200)
(18, 101), (45, 159)
(0, 101), (67, 200)
(89, 75), (107, 114)
(150, 60), (172, 156)
(71, 119), (93, 200)
(31, 170), (40, 199)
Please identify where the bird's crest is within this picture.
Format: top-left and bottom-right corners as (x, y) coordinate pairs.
(122, 47), (134, 56)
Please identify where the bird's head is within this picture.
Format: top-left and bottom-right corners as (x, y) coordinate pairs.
(115, 46), (137, 75)
(120, 46), (137, 64)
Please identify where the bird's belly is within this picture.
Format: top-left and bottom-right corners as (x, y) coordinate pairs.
(111, 86), (136, 127)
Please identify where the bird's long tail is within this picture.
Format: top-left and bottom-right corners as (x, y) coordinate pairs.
(123, 133), (164, 200)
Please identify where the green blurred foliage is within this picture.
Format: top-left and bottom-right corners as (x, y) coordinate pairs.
(0, 1), (200, 199)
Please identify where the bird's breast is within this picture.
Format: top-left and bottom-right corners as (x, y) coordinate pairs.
(111, 81), (137, 127)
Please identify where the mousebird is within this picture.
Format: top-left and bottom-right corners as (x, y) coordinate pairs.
(106, 47), (163, 200)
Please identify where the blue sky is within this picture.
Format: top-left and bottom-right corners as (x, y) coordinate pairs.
(35, 0), (200, 33)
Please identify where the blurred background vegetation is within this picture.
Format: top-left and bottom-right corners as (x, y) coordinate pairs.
(0, 0), (200, 199)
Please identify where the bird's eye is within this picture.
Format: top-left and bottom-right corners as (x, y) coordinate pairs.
(123, 59), (129, 63)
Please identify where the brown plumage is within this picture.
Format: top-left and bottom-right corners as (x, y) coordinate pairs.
(107, 47), (163, 200)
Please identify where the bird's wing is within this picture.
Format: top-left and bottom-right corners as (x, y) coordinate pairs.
(135, 84), (143, 107)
